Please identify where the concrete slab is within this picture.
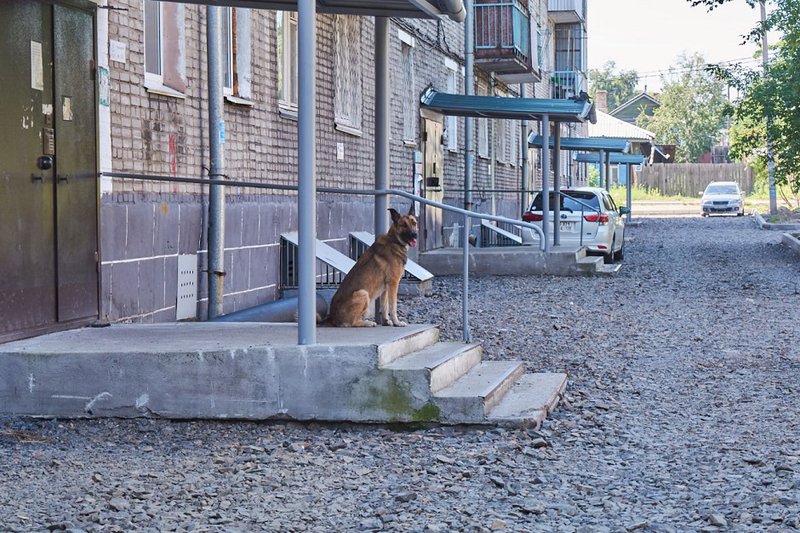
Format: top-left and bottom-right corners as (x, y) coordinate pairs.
(754, 211), (800, 231)
(418, 246), (589, 277)
(782, 231), (800, 256)
(488, 373), (567, 428)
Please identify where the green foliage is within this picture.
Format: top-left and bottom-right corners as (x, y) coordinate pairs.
(637, 53), (729, 162)
(588, 61), (639, 111)
(689, 0), (800, 190)
(587, 165), (600, 187)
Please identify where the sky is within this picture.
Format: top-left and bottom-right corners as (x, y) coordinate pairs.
(586, 0), (771, 93)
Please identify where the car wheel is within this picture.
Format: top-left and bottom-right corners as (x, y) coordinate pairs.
(604, 238), (615, 264)
(615, 244), (624, 262)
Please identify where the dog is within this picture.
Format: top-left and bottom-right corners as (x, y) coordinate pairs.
(323, 206), (418, 327)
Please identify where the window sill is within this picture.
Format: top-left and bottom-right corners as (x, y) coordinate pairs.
(403, 140), (417, 148)
(279, 103), (298, 121)
(477, 154), (490, 160)
(144, 82), (186, 99)
(225, 95), (255, 107)
(334, 122), (363, 138)
(447, 147), (459, 154)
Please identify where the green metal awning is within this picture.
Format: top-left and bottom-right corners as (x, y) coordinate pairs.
(575, 153), (645, 165)
(528, 134), (629, 153)
(420, 88), (595, 123)
(167, 0), (466, 21)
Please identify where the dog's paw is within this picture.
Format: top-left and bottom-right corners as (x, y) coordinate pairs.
(360, 319), (377, 327)
(393, 320), (408, 327)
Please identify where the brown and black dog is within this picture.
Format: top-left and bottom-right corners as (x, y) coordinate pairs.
(323, 206), (418, 327)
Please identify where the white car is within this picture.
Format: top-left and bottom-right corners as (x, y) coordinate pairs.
(522, 187), (628, 263)
(701, 181), (746, 217)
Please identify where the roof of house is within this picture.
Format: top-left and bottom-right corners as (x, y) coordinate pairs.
(420, 88), (595, 123)
(610, 92), (661, 117)
(528, 134), (629, 153)
(589, 111), (656, 141)
(156, 0), (465, 21)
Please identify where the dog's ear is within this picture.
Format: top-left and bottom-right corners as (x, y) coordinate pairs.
(407, 203), (416, 217)
(388, 208), (401, 224)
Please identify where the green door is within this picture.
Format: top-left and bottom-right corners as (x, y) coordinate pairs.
(0, 1), (98, 342)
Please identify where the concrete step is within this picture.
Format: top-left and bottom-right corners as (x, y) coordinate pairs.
(576, 255), (604, 272)
(377, 326), (440, 367)
(434, 360), (525, 424)
(384, 342), (482, 393)
(487, 373), (568, 428)
(595, 263), (622, 275)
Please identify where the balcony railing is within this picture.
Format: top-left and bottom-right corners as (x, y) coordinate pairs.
(550, 70), (586, 99)
(475, 0), (531, 72)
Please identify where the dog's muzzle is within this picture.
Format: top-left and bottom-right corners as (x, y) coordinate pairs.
(403, 230), (418, 248)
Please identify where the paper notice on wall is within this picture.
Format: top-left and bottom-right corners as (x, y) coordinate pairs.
(31, 41), (44, 91)
(98, 66), (110, 107)
(109, 40), (126, 64)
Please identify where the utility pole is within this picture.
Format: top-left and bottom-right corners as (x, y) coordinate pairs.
(761, 0), (777, 216)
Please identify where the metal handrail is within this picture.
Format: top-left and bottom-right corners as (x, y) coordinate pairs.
(102, 172), (547, 341)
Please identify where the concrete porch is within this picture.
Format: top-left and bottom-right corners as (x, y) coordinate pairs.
(418, 245), (620, 277)
(0, 322), (566, 428)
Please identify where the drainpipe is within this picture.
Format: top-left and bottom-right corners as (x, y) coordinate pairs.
(441, 0), (467, 22)
(297, 0), (317, 345)
(462, 0), (474, 342)
(520, 83), (528, 217)
(207, 6), (225, 319)
(489, 74), (497, 215)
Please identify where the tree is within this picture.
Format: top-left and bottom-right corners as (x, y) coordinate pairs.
(690, 0), (800, 191)
(637, 53), (729, 162)
(588, 61), (639, 111)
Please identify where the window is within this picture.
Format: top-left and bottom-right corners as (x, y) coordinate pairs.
(277, 11), (298, 109)
(221, 8), (252, 102)
(477, 83), (489, 158)
(401, 39), (415, 143)
(334, 15), (363, 132)
(143, 0), (186, 96)
(445, 60), (458, 152)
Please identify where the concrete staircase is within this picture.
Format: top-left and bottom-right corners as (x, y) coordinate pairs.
(575, 247), (621, 276)
(0, 322), (566, 428)
(378, 326), (566, 427)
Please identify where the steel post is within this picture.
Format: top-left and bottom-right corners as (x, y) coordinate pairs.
(605, 151), (611, 192)
(519, 83), (528, 217)
(626, 163), (633, 223)
(553, 123), (561, 247)
(541, 114), (550, 252)
(207, 6), (225, 320)
(375, 17), (389, 236)
(297, 0), (317, 345)
(462, 0), (474, 342)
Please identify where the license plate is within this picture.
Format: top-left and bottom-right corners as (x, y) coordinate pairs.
(560, 221), (576, 231)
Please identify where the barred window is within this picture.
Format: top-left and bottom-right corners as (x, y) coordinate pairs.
(334, 15), (362, 131)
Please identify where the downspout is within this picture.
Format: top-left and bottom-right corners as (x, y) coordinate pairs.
(207, 6), (225, 319)
(441, 0), (467, 22)
(489, 73), (496, 216)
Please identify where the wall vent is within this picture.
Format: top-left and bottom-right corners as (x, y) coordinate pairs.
(176, 254), (198, 320)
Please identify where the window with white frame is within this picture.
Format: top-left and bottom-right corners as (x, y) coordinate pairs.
(277, 11), (298, 109)
(400, 35), (415, 143)
(334, 15), (363, 132)
(221, 8), (253, 101)
(144, 0), (186, 95)
(477, 83), (489, 158)
(445, 60), (458, 152)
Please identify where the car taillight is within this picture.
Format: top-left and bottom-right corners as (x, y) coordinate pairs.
(583, 213), (609, 225)
(522, 212), (543, 222)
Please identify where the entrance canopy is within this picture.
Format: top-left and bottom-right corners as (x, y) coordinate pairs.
(168, 0), (466, 20)
(528, 134), (629, 154)
(575, 153), (645, 165)
(420, 88), (595, 123)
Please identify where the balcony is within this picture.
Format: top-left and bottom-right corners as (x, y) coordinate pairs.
(548, 0), (585, 24)
(474, 0), (540, 83)
(550, 70), (586, 99)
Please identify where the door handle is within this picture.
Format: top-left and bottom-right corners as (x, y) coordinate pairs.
(31, 173), (44, 183)
(57, 174), (69, 183)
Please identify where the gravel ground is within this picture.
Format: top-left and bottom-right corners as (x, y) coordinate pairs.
(2, 216), (799, 533)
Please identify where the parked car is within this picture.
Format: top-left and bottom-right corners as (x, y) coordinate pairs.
(522, 187), (629, 263)
(700, 181), (745, 217)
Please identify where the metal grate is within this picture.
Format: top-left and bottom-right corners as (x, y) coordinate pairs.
(280, 233), (354, 291)
(176, 254), (198, 320)
(480, 220), (522, 247)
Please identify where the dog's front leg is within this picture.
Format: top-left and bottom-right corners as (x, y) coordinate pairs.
(387, 280), (407, 327)
(379, 294), (393, 326)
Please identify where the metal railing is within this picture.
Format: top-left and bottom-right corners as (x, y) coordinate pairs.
(475, 0), (531, 61)
(550, 70), (586, 99)
(102, 172), (547, 342)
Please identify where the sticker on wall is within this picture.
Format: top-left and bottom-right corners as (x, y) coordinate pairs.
(336, 142), (344, 161)
(98, 66), (110, 107)
(30, 41), (44, 91)
(62, 96), (73, 121)
(219, 120), (225, 144)
(109, 40), (126, 64)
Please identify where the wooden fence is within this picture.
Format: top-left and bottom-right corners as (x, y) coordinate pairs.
(638, 163), (754, 196)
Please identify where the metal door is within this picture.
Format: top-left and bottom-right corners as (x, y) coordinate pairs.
(53, 3), (98, 322)
(421, 118), (444, 251)
(0, 1), (98, 342)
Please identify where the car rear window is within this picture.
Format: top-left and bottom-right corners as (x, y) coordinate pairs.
(529, 191), (600, 212)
